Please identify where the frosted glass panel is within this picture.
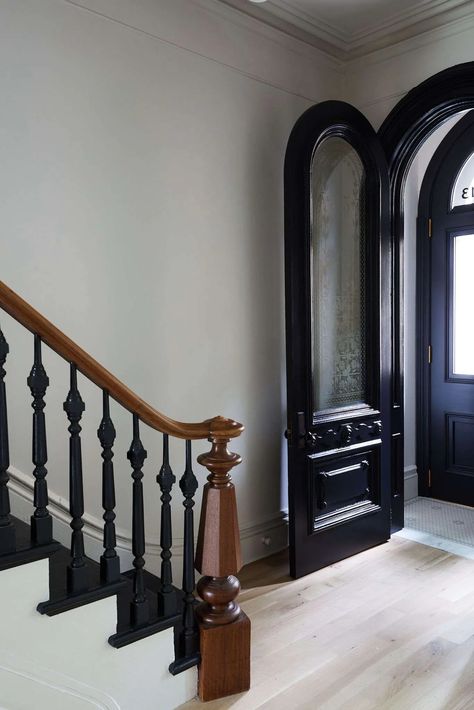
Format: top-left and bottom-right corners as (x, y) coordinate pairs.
(451, 152), (474, 208)
(311, 137), (366, 412)
(453, 234), (474, 375)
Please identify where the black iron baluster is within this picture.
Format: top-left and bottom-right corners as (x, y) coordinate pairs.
(157, 433), (176, 616)
(98, 391), (120, 584)
(64, 364), (88, 593)
(28, 335), (52, 545)
(179, 440), (199, 657)
(127, 414), (149, 626)
(0, 324), (15, 554)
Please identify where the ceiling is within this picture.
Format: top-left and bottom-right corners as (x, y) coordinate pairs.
(218, 0), (474, 58)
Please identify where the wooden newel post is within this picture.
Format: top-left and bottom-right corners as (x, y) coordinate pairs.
(195, 417), (250, 702)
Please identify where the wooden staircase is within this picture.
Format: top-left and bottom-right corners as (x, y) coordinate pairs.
(0, 280), (251, 705)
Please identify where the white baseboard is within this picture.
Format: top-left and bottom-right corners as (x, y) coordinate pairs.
(7, 466), (288, 573)
(240, 511), (288, 564)
(404, 465), (418, 501)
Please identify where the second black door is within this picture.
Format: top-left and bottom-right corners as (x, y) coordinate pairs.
(418, 111), (474, 506)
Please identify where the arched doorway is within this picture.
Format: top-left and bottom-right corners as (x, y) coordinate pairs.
(417, 111), (474, 506)
(379, 62), (474, 529)
(284, 64), (474, 578)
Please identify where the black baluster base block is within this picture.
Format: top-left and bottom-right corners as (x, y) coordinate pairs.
(168, 597), (201, 675)
(0, 516), (60, 572)
(37, 547), (126, 616)
(100, 554), (121, 585)
(31, 514), (53, 546)
(67, 562), (91, 595)
(131, 597), (150, 628)
(158, 588), (178, 617)
(108, 569), (182, 649)
(169, 598), (200, 675)
(0, 521), (16, 555)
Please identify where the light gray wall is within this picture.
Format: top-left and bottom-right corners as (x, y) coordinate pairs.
(0, 0), (343, 568)
(4, 0), (474, 568)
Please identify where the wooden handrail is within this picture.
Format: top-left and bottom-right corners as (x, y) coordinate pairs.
(0, 279), (251, 699)
(0, 281), (243, 441)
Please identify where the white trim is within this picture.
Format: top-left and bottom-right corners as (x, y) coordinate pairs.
(193, 0), (343, 66)
(348, 10), (474, 70)
(271, 0), (471, 46)
(404, 465), (418, 501)
(8, 466), (288, 567)
(218, 0), (474, 60)
(207, 0), (344, 57)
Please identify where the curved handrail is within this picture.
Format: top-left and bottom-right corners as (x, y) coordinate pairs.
(0, 281), (243, 440)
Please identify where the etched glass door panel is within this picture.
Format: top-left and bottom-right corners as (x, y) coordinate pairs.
(312, 137), (366, 412)
(452, 234), (474, 375)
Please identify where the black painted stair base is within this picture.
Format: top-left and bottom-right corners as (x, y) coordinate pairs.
(37, 547), (126, 616)
(0, 516), (60, 572)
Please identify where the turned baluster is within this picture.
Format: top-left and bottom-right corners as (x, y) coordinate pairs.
(178, 440), (199, 658)
(64, 363), (88, 593)
(127, 414), (149, 626)
(98, 391), (120, 583)
(156, 433), (176, 616)
(28, 335), (52, 545)
(0, 323), (15, 554)
(195, 416), (250, 702)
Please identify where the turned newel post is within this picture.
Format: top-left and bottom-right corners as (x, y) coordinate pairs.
(195, 416), (250, 702)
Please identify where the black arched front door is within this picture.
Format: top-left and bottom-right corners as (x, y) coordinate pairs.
(418, 111), (474, 507)
(284, 102), (391, 578)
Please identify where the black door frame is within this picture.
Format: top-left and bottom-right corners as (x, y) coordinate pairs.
(378, 62), (474, 530)
(417, 111), (474, 502)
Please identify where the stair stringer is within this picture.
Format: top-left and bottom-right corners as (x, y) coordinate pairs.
(0, 559), (197, 710)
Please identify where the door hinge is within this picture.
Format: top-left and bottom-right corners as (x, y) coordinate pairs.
(428, 218), (432, 238)
(428, 345), (432, 364)
(428, 468), (432, 488)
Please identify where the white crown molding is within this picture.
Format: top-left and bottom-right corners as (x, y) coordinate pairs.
(216, 0), (343, 56)
(8, 466), (288, 566)
(192, 0), (343, 66)
(347, 8), (474, 71)
(218, 0), (474, 60)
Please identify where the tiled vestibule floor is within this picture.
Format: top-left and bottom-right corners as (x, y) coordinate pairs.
(396, 496), (474, 559)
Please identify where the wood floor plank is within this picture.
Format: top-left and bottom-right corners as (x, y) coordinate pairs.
(178, 538), (474, 710)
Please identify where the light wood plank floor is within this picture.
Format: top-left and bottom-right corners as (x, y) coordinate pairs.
(179, 537), (474, 710)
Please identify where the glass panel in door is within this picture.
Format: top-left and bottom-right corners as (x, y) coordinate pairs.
(452, 234), (474, 376)
(311, 137), (367, 412)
